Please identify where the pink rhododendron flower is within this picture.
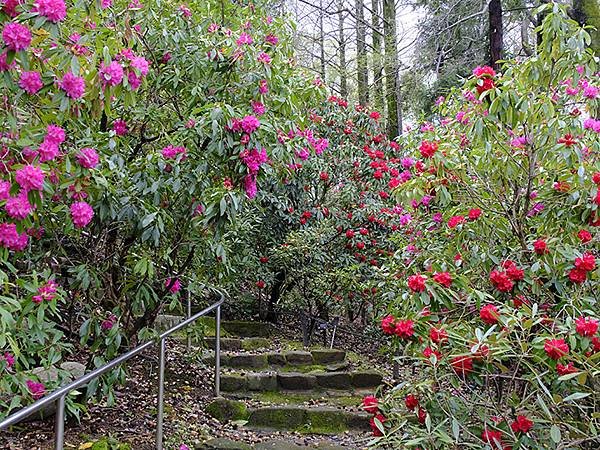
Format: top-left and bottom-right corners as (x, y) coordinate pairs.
(77, 147), (99, 169)
(113, 120), (128, 136)
(161, 145), (186, 160)
(45, 124), (65, 145)
(70, 201), (94, 228)
(32, 280), (58, 303)
(130, 56), (150, 76)
(60, 72), (86, 99)
(2, 22), (31, 51)
(0, 51), (16, 71)
(127, 70), (142, 90)
(101, 314), (117, 330)
(26, 380), (46, 399)
(258, 79), (268, 94)
(0, 181), (11, 200)
(251, 101), (265, 116)
(15, 165), (44, 191)
(165, 278), (181, 293)
(34, 0), (67, 22)
(244, 173), (257, 199)
(207, 23), (219, 33)
(236, 32), (253, 46)
(241, 115), (260, 134)
(265, 34), (278, 45)
(19, 71), (43, 94)
(101, 0), (112, 8)
(1, 352), (14, 369)
(257, 52), (271, 64)
(99, 61), (124, 87)
(545, 338), (569, 360)
(38, 140), (59, 162)
(0, 222), (29, 251)
(178, 4), (191, 17)
(473, 65), (496, 78)
(5, 193), (33, 220)
(2, 0), (22, 17)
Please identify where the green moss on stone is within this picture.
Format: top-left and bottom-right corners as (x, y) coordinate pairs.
(303, 409), (349, 434)
(253, 391), (361, 407)
(205, 398), (249, 422)
(240, 337), (271, 350)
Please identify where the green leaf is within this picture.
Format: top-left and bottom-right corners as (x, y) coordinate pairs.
(550, 424), (561, 443)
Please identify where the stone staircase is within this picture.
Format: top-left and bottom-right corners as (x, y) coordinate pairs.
(155, 315), (383, 449)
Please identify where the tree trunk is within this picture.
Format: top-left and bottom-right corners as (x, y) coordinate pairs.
(383, 0), (401, 138)
(338, 0), (348, 98)
(571, 0), (600, 55)
(266, 269), (285, 323)
(318, 0), (326, 80)
(488, 0), (504, 70)
(356, 0), (369, 106)
(371, 0), (384, 113)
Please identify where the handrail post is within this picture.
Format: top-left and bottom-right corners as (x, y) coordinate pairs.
(186, 289), (192, 352)
(54, 394), (66, 449)
(215, 304), (221, 396)
(156, 337), (166, 450)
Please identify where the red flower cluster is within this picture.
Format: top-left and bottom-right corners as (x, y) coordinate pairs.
(533, 239), (549, 255)
(418, 140), (439, 158)
(577, 229), (592, 243)
(381, 315), (415, 339)
(480, 304), (500, 325)
(575, 316), (599, 337)
(569, 252), (596, 284)
(544, 338), (569, 360)
(510, 415), (534, 434)
(450, 355), (474, 376)
(432, 271), (452, 287)
(429, 326), (448, 344)
(489, 270), (513, 292)
(362, 396), (386, 436)
(447, 215), (465, 229)
(407, 274), (427, 292)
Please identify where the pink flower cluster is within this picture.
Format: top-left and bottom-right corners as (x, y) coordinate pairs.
(165, 277), (181, 293)
(77, 148), (99, 169)
(240, 148), (268, 199)
(19, 71), (43, 95)
(0, 223), (28, 251)
(583, 118), (600, 133)
(34, 0), (67, 23)
(32, 280), (58, 303)
(70, 201), (94, 228)
(60, 72), (86, 99)
(161, 145), (187, 160)
(2, 22), (31, 51)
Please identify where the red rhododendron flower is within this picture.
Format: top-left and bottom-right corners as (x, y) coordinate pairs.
(404, 394), (419, 410)
(557, 362), (578, 375)
(447, 215), (465, 229)
(394, 319), (415, 339)
(568, 268), (588, 283)
(468, 208), (482, 220)
(476, 77), (495, 94)
(473, 65), (496, 78)
(450, 355), (473, 375)
(480, 304), (500, 325)
(407, 274), (427, 292)
(432, 272), (452, 287)
(381, 315), (395, 335)
(419, 140), (439, 158)
(319, 171), (329, 181)
(544, 338), (569, 360)
(575, 316), (599, 337)
(417, 408), (427, 424)
(256, 280), (265, 289)
(533, 239), (549, 255)
(345, 229), (355, 239)
(423, 346), (442, 361)
(490, 270), (514, 292)
(592, 172), (600, 184)
(481, 429), (503, 446)
(429, 326), (448, 344)
(574, 252), (596, 272)
(513, 295), (528, 308)
(369, 413), (386, 436)
(510, 415), (533, 434)
(503, 260), (524, 281)
(362, 395), (379, 414)
(558, 134), (577, 147)
(577, 229), (592, 243)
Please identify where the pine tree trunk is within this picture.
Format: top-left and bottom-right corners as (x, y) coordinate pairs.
(383, 0), (401, 138)
(356, 0), (369, 105)
(318, 0), (326, 80)
(489, 0), (504, 70)
(338, 0), (348, 98)
(371, 0), (384, 113)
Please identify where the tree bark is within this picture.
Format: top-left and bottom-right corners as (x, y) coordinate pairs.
(489, 0), (504, 70)
(356, 0), (369, 105)
(383, 0), (401, 138)
(338, 0), (348, 98)
(371, 0), (384, 112)
(318, 0), (326, 80)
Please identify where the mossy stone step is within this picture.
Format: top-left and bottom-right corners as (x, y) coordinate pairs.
(196, 438), (253, 450)
(220, 370), (382, 392)
(222, 320), (272, 337)
(205, 350), (346, 369)
(247, 406), (370, 434)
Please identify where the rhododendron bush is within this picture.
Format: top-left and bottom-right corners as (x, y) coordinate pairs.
(0, 0), (323, 417)
(223, 98), (403, 327)
(370, 5), (599, 449)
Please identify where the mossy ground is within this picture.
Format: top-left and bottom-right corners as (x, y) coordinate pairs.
(247, 391), (362, 408)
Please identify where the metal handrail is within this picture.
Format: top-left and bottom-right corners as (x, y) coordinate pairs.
(0, 294), (224, 450)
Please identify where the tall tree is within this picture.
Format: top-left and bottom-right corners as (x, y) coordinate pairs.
(383, 0), (401, 138)
(318, 0), (326, 80)
(571, 0), (600, 55)
(489, 0), (504, 70)
(338, 0), (348, 98)
(356, 0), (369, 105)
(371, 0), (385, 112)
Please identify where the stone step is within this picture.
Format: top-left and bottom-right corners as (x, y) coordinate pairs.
(205, 398), (370, 435)
(197, 438), (357, 449)
(204, 349), (346, 369)
(220, 370), (382, 392)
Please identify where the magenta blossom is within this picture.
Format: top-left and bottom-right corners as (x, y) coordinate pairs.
(34, 0), (67, 22)
(0, 222), (29, 251)
(113, 120), (128, 136)
(77, 147), (99, 169)
(70, 201), (94, 228)
(26, 380), (46, 399)
(15, 165), (45, 191)
(165, 277), (181, 293)
(2, 22), (31, 51)
(99, 61), (124, 87)
(19, 71), (43, 94)
(60, 72), (86, 99)
(32, 280), (58, 303)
